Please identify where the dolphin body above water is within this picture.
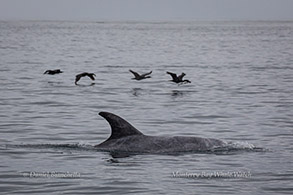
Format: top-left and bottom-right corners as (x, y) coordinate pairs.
(95, 112), (227, 154)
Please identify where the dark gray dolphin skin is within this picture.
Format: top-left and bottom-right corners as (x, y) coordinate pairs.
(95, 112), (227, 154)
(129, 69), (152, 80)
(75, 72), (96, 85)
(44, 69), (63, 75)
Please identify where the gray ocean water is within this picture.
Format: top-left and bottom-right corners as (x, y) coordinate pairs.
(0, 21), (292, 194)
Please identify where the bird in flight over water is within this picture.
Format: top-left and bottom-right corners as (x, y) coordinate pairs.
(129, 69), (152, 80)
(44, 69), (63, 75)
(75, 72), (96, 85)
(166, 71), (191, 84)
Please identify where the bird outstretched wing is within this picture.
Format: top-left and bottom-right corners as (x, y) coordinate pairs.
(166, 71), (178, 81)
(141, 71), (152, 77)
(75, 75), (82, 83)
(178, 73), (186, 81)
(129, 70), (140, 78)
(88, 73), (96, 81)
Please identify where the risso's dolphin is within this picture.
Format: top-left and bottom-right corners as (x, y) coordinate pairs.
(95, 112), (227, 154)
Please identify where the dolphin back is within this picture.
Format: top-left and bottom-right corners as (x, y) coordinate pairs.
(99, 112), (143, 140)
(97, 112), (227, 154)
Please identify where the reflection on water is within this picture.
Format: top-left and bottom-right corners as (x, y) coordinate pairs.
(132, 88), (143, 96)
(75, 83), (96, 87)
(171, 90), (185, 97)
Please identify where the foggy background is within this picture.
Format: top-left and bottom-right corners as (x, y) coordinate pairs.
(0, 0), (293, 21)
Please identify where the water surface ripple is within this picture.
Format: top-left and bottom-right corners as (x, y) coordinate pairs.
(0, 21), (292, 194)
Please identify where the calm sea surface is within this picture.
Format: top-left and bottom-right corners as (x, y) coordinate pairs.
(0, 21), (292, 194)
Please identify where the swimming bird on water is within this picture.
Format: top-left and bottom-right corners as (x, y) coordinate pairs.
(44, 69), (63, 75)
(75, 72), (96, 85)
(167, 71), (191, 84)
(129, 69), (152, 80)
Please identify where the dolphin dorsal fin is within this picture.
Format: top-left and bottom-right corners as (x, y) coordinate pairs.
(99, 112), (143, 140)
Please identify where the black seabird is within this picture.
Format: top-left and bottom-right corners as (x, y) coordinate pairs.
(166, 71), (191, 84)
(44, 69), (63, 75)
(75, 72), (96, 85)
(129, 69), (152, 80)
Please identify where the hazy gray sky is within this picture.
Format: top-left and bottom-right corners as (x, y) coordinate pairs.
(0, 0), (293, 21)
